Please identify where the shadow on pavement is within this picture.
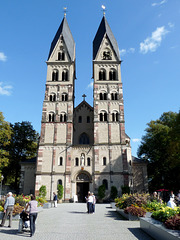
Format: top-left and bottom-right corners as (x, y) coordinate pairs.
(68, 211), (87, 214)
(128, 228), (153, 240)
(105, 210), (125, 221)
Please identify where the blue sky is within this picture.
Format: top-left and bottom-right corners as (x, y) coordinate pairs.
(0, 0), (179, 157)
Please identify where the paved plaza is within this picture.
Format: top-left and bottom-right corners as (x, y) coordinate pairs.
(0, 203), (153, 240)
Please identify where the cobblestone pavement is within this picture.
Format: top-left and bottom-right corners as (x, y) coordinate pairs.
(0, 203), (153, 240)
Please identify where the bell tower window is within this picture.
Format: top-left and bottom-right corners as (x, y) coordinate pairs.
(60, 112), (67, 122)
(58, 51), (65, 61)
(111, 92), (118, 100)
(100, 92), (107, 100)
(99, 111), (108, 122)
(62, 70), (68, 81)
(109, 69), (116, 80)
(50, 93), (56, 102)
(112, 111), (119, 122)
(52, 70), (58, 81)
(49, 112), (55, 122)
(62, 93), (68, 101)
(99, 69), (106, 80)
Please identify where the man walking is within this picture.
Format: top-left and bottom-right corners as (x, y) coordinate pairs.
(0, 192), (15, 228)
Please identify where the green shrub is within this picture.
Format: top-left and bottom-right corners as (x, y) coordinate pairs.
(151, 207), (180, 222)
(57, 184), (63, 200)
(39, 185), (47, 199)
(98, 185), (106, 200)
(110, 186), (118, 200)
(121, 185), (130, 194)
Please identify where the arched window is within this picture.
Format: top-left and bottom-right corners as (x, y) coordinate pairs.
(79, 133), (90, 144)
(99, 111), (108, 122)
(52, 70), (58, 81)
(58, 179), (62, 186)
(87, 116), (90, 123)
(78, 116), (82, 123)
(49, 112), (55, 122)
(59, 157), (63, 166)
(87, 157), (91, 166)
(109, 69), (116, 80)
(62, 70), (68, 81)
(60, 112), (67, 122)
(102, 179), (108, 190)
(111, 92), (118, 100)
(99, 92), (107, 100)
(112, 112), (119, 122)
(75, 157), (79, 166)
(58, 51), (65, 61)
(99, 69), (106, 80)
(103, 157), (107, 166)
(62, 93), (68, 101)
(50, 93), (56, 102)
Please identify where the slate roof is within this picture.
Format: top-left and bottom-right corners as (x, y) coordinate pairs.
(75, 100), (93, 112)
(93, 16), (120, 61)
(132, 156), (147, 164)
(48, 17), (75, 61)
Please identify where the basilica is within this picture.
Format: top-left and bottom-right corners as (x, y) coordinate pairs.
(20, 12), (148, 201)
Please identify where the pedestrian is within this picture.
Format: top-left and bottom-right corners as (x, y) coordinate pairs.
(92, 192), (96, 213)
(53, 192), (58, 207)
(87, 192), (93, 214)
(85, 191), (90, 212)
(176, 190), (180, 206)
(0, 192), (15, 228)
(167, 197), (176, 209)
(170, 191), (175, 201)
(25, 195), (38, 237)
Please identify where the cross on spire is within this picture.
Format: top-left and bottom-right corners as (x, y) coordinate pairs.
(82, 94), (87, 101)
(101, 5), (106, 16)
(63, 7), (67, 17)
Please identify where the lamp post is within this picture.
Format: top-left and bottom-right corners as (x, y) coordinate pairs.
(0, 175), (4, 200)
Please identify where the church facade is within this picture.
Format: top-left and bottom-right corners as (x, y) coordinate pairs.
(35, 14), (137, 202)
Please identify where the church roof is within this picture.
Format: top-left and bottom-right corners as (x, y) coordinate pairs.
(48, 16), (75, 61)
(75, 100), (93, 112)
(93, 16), (120, 61)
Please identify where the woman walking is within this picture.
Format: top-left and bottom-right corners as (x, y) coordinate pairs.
(25, 195), (38, 237)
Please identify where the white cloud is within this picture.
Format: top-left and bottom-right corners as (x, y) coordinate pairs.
(168, 22), (174, 28)
(140, 26), (169, 54)
(87, 81), (93, 89)
(0, 82), (13, 96)
(132, 138), (141, 143)
(152, 0), (167, 7)
(119, 48), (135, 56)
(0, 52), (7, 62)
(119, 49), (126, 56)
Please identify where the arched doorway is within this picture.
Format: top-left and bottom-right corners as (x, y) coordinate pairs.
(76, 172), (90, 202)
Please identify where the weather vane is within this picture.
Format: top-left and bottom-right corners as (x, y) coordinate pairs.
(63, 7), (67, 17)
(101, 5), (106, 16)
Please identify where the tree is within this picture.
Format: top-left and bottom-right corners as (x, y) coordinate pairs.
(5, 121), (39, 190)
(39, 185), (47, 199)
(137, 111), (180, 192)
(98, 185), (106, 200)
(57, 184), (63, 200)
(0, 112), (12, 177)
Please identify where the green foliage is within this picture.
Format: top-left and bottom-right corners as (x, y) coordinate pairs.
(137, 111), (180, 191)
(39, 185), (47, 199)
(151, 206), (180, 222)
(98, 185), (106, 200)
(144, 200), (166, 212)
(4, 121), (39, 189)
(121, 185), (130, 194)
(57, 184), (63, 200)
(0, 112), (12, 174)
(110, 186), (118, 200)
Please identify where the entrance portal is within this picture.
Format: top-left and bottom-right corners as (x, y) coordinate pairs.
(77, 182), (89, 202)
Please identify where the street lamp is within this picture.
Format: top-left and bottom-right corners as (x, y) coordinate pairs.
(0, 175), (4, 200)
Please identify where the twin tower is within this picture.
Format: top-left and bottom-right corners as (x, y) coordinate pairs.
(35, 14), (133, 202)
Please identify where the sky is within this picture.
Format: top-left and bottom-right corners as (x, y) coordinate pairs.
(0, 0), (179, 157)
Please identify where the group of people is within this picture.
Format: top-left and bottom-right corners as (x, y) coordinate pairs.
(0, 192), (38, 237)
(85, 191), (96, 214)
(152, 190), (180, 209)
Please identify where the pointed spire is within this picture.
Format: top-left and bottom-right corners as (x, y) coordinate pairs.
(93, 15), (120, 61)
(47, 14), (75, 61)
